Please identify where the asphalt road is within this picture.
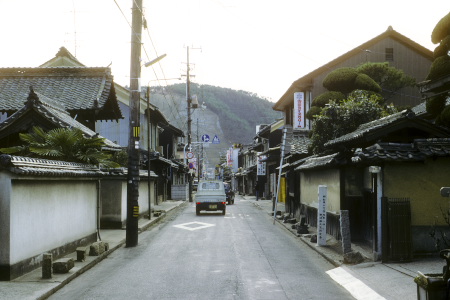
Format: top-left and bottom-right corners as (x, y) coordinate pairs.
(48, 195), (353, 300)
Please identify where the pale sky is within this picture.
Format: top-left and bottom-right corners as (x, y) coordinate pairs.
(0, 0), (449, 102)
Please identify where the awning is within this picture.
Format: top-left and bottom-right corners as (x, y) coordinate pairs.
(270, 119), (285, 132)
(276, 163), (290, 171)
(151, 156), (178, 168)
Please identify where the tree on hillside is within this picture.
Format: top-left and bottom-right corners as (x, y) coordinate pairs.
(426, 12), (450, 126)
(309, 91), (397, 154)
(0, 126), (120, 168)
(155, 83), (281, 143)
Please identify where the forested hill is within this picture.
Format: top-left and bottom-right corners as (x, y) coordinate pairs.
(149, 83), (282, 144)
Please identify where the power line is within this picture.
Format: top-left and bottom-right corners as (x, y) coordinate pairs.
(111, 0), (185, 131)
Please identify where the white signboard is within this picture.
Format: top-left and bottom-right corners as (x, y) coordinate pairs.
(257, 153), (266, 176)
(317, 185), (328, 246)
(227, 149), (233, 167)
(294, 92), (305, 129)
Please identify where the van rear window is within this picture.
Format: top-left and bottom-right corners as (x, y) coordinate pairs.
(201, 182), (220, 190)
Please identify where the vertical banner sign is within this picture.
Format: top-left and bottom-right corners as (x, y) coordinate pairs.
(293, 92), (305, 129)
(317, 185), (328, 246)
(257, 153), (266, 176)
(227, 148), (233, 167)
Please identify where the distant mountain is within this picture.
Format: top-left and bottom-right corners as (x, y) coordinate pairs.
(149, 83), (282, 144)
(147, 83), (282, 168)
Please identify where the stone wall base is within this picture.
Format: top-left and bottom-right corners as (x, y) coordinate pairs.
(0, 232), (96, 281)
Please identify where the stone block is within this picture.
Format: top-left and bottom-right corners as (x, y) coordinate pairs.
(89, 241), (107, 256)
(76, 247), (88, 262)
(340, 210), (352, 254)
(343, 251), (365, 264)
(53, 258), (74, 273)
(42, 253), (52, 279)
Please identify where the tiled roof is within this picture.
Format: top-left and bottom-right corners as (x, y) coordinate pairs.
(0, 67), (122, 120)
(0, 154), (102, 177)
(412, 97), (450, 118)
(0, 155), (160, 178)
(289, 133), (310, 156)
(293, 138), (450, 171)
(415, 138), (450, 156)
(102, 167), (158, 178)
(418, 75), (450, 95)
(353, 139), (450, 164)
(324, 110), (413, 148)
(324, 110), (450, 149)
(352, 143), (424, 163)
(0, 88), (121, 150)
(295, 153), (345, 171)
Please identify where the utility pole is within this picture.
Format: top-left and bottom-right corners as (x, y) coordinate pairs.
(126, 0), (143, 247)
(186, 46), (193, 202)
(184, 46), (201, 202)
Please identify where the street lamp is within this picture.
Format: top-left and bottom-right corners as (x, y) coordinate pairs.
(144, 54), (167, 67)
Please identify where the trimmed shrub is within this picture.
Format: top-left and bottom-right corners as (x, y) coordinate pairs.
(354, 73), (382, 93)
(426, 55), (450, 80)
(433, 35), (450, 59)
(312, 91), (345, 107)
(426, 95), (446, 117)
(323, 67), (358, 93)
(432, 12), (450, 44)
(436, 106), (450, 127)
(306, 106), (323, 120)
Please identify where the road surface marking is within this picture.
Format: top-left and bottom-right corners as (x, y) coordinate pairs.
(327, 267), (386, 300)
(173, 221), (215, 231)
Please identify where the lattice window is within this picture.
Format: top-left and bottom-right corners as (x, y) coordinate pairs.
(385, 48), (394, 61)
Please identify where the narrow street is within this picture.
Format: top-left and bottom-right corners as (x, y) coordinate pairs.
(47, 195), (353, 300)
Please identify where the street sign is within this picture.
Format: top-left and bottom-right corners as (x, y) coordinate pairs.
(186, 151), (194, 159)
(188, 162), (194, 169)
(212, 135), (220, 144)
(201, 134), (210, 142)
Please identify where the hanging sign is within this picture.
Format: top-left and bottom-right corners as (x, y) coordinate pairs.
(294, 92), (305, 129)
(257, 153), (266, 176)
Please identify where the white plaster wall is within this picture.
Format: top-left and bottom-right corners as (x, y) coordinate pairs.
(121, 181), (127, 222)
(139, 182), (149, 213)
(119, 180), (155, 221)
(300, 169), (341, 213)
(10, 180), (97, 264)
(0, 173), (12, 265)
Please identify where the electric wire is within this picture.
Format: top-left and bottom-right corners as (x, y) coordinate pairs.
(111, 0), (187, 133)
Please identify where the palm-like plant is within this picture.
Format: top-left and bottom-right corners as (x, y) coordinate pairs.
(0, 126), (119, 168)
